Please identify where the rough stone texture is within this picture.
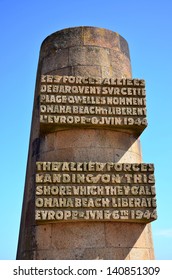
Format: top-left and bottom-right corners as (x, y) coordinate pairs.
(17, 26), (155, 260)
(38, 130), (142, 163)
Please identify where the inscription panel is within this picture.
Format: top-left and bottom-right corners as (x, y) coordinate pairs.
(35, 162), (157, 223)
(40, 75), (147, 135)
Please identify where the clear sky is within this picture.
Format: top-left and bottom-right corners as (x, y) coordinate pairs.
(0, 0), (172, 260)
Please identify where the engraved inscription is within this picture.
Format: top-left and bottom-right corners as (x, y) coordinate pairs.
(39, 76), (147, 134)
(35, 162), (157, 223)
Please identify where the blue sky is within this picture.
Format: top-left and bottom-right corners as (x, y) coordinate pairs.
(0, 0), (172, 260)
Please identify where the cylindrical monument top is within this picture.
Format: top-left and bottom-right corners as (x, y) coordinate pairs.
(39, 26), (132, 79)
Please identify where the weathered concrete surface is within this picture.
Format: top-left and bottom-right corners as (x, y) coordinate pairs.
(17, 26), (155, 260)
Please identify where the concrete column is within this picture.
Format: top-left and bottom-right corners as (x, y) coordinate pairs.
(17, 27), (155, 260)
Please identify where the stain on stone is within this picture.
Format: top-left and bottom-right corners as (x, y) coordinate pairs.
(119, 35), (130, 59)
(32, 138), (40, 156)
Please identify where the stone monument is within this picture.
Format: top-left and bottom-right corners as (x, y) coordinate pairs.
(17, 26), (157, 260)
